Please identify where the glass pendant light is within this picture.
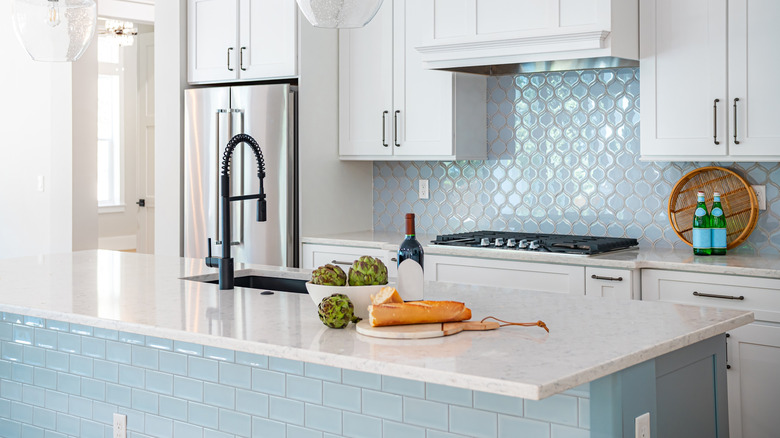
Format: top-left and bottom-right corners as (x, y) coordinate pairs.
(296, 0), (384, 29)
(12, 0), (97, 62)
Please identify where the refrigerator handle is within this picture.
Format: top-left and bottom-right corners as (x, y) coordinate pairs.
(232, 109), (246, 245)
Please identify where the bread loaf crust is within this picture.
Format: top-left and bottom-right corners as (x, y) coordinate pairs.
(368, 301), (471, 327)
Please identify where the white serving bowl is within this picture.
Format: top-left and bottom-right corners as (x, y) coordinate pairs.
(306, 282), (386, 320)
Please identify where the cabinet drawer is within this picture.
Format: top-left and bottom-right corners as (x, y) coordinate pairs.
(585, 267), (639, 300)
(425, 255), (585, 295)
(642, 270), (780, 323)
(301, 244), (397, 278)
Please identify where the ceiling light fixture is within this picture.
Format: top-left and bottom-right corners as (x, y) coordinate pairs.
(100, 19), (138, 47)
(12, 0), (97, 62)
(296, 0), (384, 29)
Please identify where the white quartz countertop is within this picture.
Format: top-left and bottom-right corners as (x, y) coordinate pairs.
(302, 230), (780, 278)
(0, 251), (753, 400)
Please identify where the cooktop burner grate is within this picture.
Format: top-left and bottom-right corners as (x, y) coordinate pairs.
(431, 231), (638, 255)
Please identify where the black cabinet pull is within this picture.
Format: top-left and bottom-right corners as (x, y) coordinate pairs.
(693, 291), (744, 300)
(591, 274), (623, 282)
(331, 260), (353, 265)
(713, 99), (720, 145)
(394, 110), (401, 147)
(733, 98), (740, 144)
(382, 111), (389, 147)
(227, 47), (234, 71)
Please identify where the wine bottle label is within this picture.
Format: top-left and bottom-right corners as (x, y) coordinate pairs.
(695, 207), (707, 217)
(711, 207), (723, 217)
(712, 228), (727, 249)
(692, 228), (711, 249)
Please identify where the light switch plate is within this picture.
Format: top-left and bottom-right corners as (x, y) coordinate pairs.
(635, 412), (650, 438)
(753, 185), (766, 210)
(418, 179), (429, 199)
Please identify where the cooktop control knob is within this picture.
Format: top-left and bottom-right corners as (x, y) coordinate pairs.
(494, 238), (504, 247)
(518, 239), (529, 249)
(480, 238), (491, 247)
(506, 238), (516, 247)
(528, 241), (540, 250)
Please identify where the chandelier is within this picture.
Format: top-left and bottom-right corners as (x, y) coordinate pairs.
(101, 19), (138, 47)
(296, 0), (384, 29)
(12, 0), (97, 62)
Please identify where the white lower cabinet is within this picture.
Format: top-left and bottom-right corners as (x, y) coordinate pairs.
(301, 244), (397, 278)
(642, 269), (780, 438)
(585, 267), (640, 300)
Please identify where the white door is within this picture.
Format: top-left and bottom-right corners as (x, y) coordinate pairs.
(639, 0), (728, 158)
(338, 0), (394, 157)
(727, 323), (780, 438)
(392, 0), (454, 157)
(137, 33), (155, 254)
(187, 0), (239, 83)
(727, 0), (780, 157)
(238, 0), (297, 80)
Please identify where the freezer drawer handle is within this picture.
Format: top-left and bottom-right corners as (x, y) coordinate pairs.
(591, 274), (623, 282)
(331, 260), (354, 266)
(693, 291), (744, 301)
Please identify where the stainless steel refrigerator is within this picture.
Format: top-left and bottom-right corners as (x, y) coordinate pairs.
(184, 84), (298, 267)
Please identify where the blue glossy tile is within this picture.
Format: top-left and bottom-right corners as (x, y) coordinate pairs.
(56, 372), (80, 395)
(145, 414), (173, 438)
(11, 401), (33, 423)
(43, 429), (67, 438)
(343, 412), (381, 438)
(403, 398), (448, 430)
(474, 391), (523, 416)
(23, 346), (45, 367)
(119, 331), (145, 346)
(4, 313), (23, 324)
(525, 394), (578, 427)
(93, 401), (118, 424)
(218, 409), (251, 436)
(0, 398), (9, 416)
(33, 329), (56, 350)
(13, 325), (34, 345)
(3, 342), (24, 362)
(251, 369), (285, 396)
(269, 396), (304, 426)
(304, 404), (341, 434)
(304, 363), (339, 383)
(132, 345), (159, 369)
(106, 383), (132, 407)
(105, 341), (131, 364)
(204, 428), (233, 438)
(0, 362), (10, 379)
(145, 370), (173, 395)
(381, 376), (424, 398)
(287, 424), (323, 438)
(173, 376), (203, 402)
(159, 352), (187, 376)
(235, 388), (268, 417)
(2, 380), (23, 400)
(235, 351), (267, 368)
(562, 383), (589, 398)
(173, 341), (202, 356)
(252, 417), (285, 438)
(188, 402), (219, 429)
(0, 418), (21, 438)
(426, 384), (472, 407)
(204, 382), (234, 409)
(93, 328), (118, 341)
(44, 350), (68, 372)
(56, 412), (80, 436)
(145, 337), (173, 351)
(0, 322), (11, 341)
(449, 406), (497, 438)
(219, 362), (251, 389)
(23, 317), (44, 328)
(21, 423), (45, 438)
(269, 357), (303, 375)
(81, 337), (106, 359)
(342, 370), (381, 390)
(578, 398), (590, 429)
(362, 389), (401, 421)
(428, 431), (467, 438)
(159, 395), (188, 421)
(68, 395), (92, 418)
(174, 420), (203, 437)
(33, 368), (57, 391)
(382, 420), (425, 438)
(93, 359), (119, 383)
(204, 346), (233, 362)
(70, 355), (93, 377)
(119, 364), (145, 389)
(69, 324), (93, 336)
(32, 406), (56, 430)
(188, 357), (218, 382)
(322, 382), (360, 413)
(12, 363), (34, 384)
(286, 375), (322, 403)
(81, 378), (105, 401)
(551, 424), (589, 438)
(80, 419), (104, 438)
(56, 332), (80, 354)
(22, 384), (45, 407)
(44, 389), (68, 412)
(118, 407), (145, 432)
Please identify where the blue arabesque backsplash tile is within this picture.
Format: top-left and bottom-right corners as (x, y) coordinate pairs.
(373, 68), (780, 255)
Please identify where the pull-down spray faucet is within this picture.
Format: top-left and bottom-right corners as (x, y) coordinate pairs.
(205, 133), (267, 290)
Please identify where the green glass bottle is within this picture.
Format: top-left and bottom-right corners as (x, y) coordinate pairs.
(710, 191), (727, 255)
(692, 191), (711, 256)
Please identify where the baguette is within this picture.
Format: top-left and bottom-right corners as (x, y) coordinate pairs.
(370, 286), (404, 305)
(368, 301), (471, 327)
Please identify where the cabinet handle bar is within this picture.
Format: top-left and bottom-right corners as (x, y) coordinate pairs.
(713, 99), (720, 145)
(693, 291), (744, 300)
(382, 111), (388, 147)
(227, 47), (234, 71)
(331, 260), (354, 265)
(394, 110), (401, 147)
(240, 47), (247, 71)
(733, 98), (740, 144)
(591, 274), (623, 282)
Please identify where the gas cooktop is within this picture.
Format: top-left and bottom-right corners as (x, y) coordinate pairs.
(430, 231), (638, 255)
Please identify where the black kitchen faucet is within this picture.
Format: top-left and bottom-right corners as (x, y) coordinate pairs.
(205, 133), (267, 290)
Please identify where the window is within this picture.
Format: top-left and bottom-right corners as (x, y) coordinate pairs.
(97, 36), (123, 208)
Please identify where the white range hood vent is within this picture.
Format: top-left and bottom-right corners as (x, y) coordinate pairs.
(422, 56), (639, 76)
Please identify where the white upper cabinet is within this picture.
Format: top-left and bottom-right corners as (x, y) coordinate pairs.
(416, 0), (638, 71)
(339, 0), (487, 160)
(188, 0), (297, 84)
(640, 0), (780, 160)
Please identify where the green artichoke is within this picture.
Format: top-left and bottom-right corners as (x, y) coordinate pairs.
(318, 293), (361, 329)
(347, 256), (388, 286)
(311, 264), (347, 286)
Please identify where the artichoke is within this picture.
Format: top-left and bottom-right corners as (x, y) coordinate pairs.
(348, 256), (388, 286)
(311, 264), (347, 286)
(318, 293), (361, 328)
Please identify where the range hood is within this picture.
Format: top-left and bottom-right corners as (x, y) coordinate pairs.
(415, 0), (638, 76)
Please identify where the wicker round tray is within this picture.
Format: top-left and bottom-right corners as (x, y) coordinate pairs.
(668, 166), (759, 250)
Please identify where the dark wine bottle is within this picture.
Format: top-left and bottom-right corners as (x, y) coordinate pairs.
(398, 213), (423, 270)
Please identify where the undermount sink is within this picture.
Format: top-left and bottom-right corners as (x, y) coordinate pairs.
(186, 275), (309, 294)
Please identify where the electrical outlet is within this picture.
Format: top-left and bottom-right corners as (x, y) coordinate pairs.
(635, 412), (650, 438)
(753, 185), (766, 210)
(418, 179), (429, 199)
(113, 413), (127, 438)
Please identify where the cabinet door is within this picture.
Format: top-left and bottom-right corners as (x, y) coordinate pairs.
(640, 0), (728, 158)
(239, 0), (297, 80)
(727, 0), (780, 157)
(188, 0), (239, 83)
(726, 323), (780, 438)
(585, 267), (638, 300)
(338, 0), (394, 157)
(301, 244), (394, 277)
(392, 0), (454, 157)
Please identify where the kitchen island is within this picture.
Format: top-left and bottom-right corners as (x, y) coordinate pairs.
(0, 251), (752, 437)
